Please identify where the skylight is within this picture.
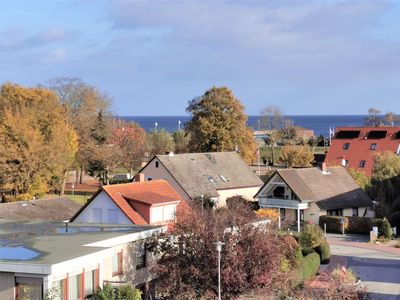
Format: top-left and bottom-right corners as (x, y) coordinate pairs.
(206, 175), (215, 183)
(219, 174), (229, 182)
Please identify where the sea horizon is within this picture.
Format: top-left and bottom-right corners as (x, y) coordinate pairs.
(119, 115), (371, 137)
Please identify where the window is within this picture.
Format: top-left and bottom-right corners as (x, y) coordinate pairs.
(17, 283), (43, 300)
(370, 143), (377, 150)
(343, 159), (349, 167)
(52, 279), (65, 300)
(397, 145), (400, 156)
(352, 207), (359, 217)
(92, 208), (102, 223)
(343, 143), (350, 150)
(84, 269), (98, 298)
(359, 160), (366, 168)
(147, 177), (153, 181)
(155, 161), (159, 168)
(327, 209), (343, 216)
(112, 251), (123, 276)
(206, 175), (215, 183)
(219, 174), (229, 182)
(336, 130), (360, 139)
(367, 130), (387, 139)
(136, 243), (146, 270)
(108, 209), (118, 224)
(68, 274), (82, 300)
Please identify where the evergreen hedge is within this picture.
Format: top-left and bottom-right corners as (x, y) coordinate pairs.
(314, 242), (331, 264)
(299, 252), (320, 281)
(319, 215), (393, 238)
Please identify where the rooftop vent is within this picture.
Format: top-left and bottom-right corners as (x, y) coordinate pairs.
(336, 130), (361, 139)
(205, 153), (216, 164)
(367, 130), (387, 139)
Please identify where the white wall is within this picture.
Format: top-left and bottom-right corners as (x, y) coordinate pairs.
(141, 158), (191, 201)
(72, 191), (132, 224)
(216, 186), (261, 207)
(150, 204), (177, 224)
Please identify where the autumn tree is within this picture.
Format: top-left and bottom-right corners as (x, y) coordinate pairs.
(261, 106), (284, 130)
(279, 145), (314, 168)
(48, 77), (110, 184)
(172, 130), (190, 154)
(364, 108), (382, 127)
(383, 111), (399, 126)
(0, 83), (78, 199)
(185, 87), (256, 163)
(147, 129), (175, 157)
(109, 122), (147, 175)
(148, 202), (301, 299)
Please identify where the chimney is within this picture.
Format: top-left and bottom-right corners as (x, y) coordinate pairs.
(166, 151), (174, 157)
(135, 173), (145, 182)
(321, 162), (328, 174)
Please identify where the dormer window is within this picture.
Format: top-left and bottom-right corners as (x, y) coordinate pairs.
(359, 160), (366, 168)
(343, 143), (350, 150)
(370, 143), (377, 150)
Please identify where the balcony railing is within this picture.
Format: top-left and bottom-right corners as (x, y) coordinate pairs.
(258, 197), (309, 209)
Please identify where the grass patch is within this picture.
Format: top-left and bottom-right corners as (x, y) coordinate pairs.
(65, 194), (91, 205)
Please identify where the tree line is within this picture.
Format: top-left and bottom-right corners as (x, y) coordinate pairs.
(0, 82), (257, 201)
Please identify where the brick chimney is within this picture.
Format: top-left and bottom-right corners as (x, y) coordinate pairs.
(135, 173), (145, 182)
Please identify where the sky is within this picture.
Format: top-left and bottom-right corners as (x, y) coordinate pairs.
(1, 0), (400, 116)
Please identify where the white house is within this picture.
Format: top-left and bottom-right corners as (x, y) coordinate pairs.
(139, 152), (264, 206)
(71, 175), (184, 226)
(0, 221), (164, 300)
(255, 164), (374, 231)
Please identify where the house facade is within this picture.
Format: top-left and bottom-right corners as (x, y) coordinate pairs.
(255, 165), (374, 231)
(71, 176), (183, 225)
(139, 152), (264, 206)
(325, 126), (400, 175)
(0, 222), (163, 300)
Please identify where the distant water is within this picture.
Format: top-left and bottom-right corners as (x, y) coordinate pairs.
(120, 115), (367, 137)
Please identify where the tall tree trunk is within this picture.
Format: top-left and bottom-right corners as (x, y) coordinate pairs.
(75, 167), (79, 185)
(60, 170), (68, 196)
(79, 165), (83, 184)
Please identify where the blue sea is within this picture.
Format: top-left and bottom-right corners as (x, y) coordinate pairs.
(120, 115), (367, 137)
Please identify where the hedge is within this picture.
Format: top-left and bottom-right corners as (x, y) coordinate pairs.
(314, 242), (331, 264)
(319, 216), (392, 238)
(299, 252), (320, 281)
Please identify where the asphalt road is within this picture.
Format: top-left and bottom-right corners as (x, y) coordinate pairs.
(330, 242), (400, 299)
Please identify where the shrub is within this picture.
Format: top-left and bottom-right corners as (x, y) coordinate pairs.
(319, 215), (393, 238)
(314, 242), (331, 264)
(378, 218), (393, 239)
(319, 215), (348, 234)
(299, 252), (320, 281)
(301, 247), (315, 257)
(93, 283), (141, 300)
(299, 224), (325, 248)
(256, 208), (279, 219)
(331, 266), (358, 285)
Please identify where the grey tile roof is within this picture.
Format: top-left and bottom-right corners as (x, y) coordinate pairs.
(156, 152), (263, 199)
(276, 167), (372, 210)
(0, 198), (83, 222)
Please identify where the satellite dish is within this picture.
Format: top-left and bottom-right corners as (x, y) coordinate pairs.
(341, 159), (347, 167)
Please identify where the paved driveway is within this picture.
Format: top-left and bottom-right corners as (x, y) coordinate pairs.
(327, 234), (400, 299)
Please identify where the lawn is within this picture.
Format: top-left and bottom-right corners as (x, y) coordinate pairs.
(64, 193), (92, 205)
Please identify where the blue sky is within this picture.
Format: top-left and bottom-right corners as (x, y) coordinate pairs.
(1, 0), (400, 116)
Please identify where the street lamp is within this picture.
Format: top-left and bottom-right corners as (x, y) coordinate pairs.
(215, 241), (225, 300)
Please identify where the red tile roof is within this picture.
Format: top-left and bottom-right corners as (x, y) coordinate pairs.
(71, 180), (183, 225)
(325, 127), (400, 176)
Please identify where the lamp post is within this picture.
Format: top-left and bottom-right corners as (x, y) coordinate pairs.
(215, 241), (225, 300)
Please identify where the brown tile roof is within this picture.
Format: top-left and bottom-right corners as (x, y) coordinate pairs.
(275, 166), (372, 210)
(154, 152), (263, 199)
(0, 198), (82, 221)
(71, 180), (183, 225)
